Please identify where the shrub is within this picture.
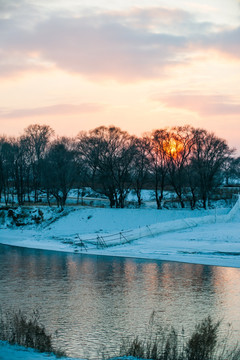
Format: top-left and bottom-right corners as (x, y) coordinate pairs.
(185, 316), (220, 360)
(119, 315), (240, 360)
(0, 309), (65, 357)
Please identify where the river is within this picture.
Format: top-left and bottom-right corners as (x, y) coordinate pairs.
(0, 244), (240, 358)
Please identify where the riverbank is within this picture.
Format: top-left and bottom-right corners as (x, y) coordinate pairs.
(0, 204), (239, 268)
(0, 341), (81, 360)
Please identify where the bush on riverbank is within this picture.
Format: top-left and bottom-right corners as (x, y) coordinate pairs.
(1, 309), (240, 360)
(119, 315), (240, 360)
(0, 309), (66, 357)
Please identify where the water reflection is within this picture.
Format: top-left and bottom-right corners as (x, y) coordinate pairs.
(0, 244), (240, 358)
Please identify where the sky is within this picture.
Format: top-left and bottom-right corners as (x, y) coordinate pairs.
(0, 0), (240, 151)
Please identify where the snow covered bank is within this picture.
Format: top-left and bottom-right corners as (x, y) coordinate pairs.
(0, 200), (239, 268)
(0, 341), (81, 360)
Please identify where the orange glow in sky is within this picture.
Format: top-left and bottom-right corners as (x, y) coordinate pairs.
(0, 0), (240, 151)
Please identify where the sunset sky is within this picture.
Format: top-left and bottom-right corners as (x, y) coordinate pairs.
(1, 0), (240, 150)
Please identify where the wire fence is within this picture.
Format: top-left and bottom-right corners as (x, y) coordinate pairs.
(72, 229), (134, 250)
(68, 195), (240, 252)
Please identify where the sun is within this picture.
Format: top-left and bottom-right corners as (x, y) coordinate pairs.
(164, 138), (183, 158)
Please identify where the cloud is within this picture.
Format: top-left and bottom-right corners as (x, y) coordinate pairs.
(158, 93), (240, 116)
(0, 10), (191, 81)
(35, 16), (190, 80)
(209, 26), (240, 58)
(0, 103), (106, 119)
(0, 5), (239, 81)
(103, 7), (215, 34)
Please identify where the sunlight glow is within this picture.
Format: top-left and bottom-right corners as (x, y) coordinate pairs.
(0, 0), (239, 151)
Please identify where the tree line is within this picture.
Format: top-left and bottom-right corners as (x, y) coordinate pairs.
(0, 124), (239, 209)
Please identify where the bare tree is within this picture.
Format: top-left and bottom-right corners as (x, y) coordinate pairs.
(43, 137), (77, 210)
(0, 138), (17, 205)
(191, 128), (233, 209)
(22, 124), (54, 202)
(148, 129), (169, 209)
(185, 162), (200, 209)
(0, 137), (5, 201)
(130, 136), (150, 207)
(166, 126), (194, 208)
(0, 123), (237, 210)
(71, 137), (90, 205)
(11, 137), (29, 205)
(77, 129), (107, 190)
(223, 156), (240, 186)
(78, 126), (135, 208)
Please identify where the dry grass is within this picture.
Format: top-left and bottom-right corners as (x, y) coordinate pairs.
(0, 308), (66, 357)
(1, 309), (240, 360)
(119, 315), (240, 360)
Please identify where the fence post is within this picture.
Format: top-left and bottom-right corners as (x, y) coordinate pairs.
(146, 225), (154, 237)
(120, 231), (128, 244)
(76, 235), (87, 251)
(96, 235), (107, 248)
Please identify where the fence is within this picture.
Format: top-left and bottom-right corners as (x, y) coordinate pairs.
(72, 195), (240, 251)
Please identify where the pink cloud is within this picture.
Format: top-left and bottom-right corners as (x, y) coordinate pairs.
(0, 103), (106, 119)
(0, 6), (239, 82)
(158, 94), (240, 116)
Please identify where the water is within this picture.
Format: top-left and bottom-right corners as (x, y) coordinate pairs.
(0, 244), (240, 358)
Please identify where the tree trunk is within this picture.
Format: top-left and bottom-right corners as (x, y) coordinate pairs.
(136, 188), (142, 207)
(190, 188), (197, 209)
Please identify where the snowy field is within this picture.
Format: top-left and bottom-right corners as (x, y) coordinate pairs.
(0, 200), (239, 268)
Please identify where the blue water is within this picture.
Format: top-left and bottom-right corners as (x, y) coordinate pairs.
(0, 244), (240, 358)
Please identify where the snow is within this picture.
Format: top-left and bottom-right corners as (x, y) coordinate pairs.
(0, 341), (82, 360)
(0, 198), (239, 268)
(0, 342), (133, 360)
